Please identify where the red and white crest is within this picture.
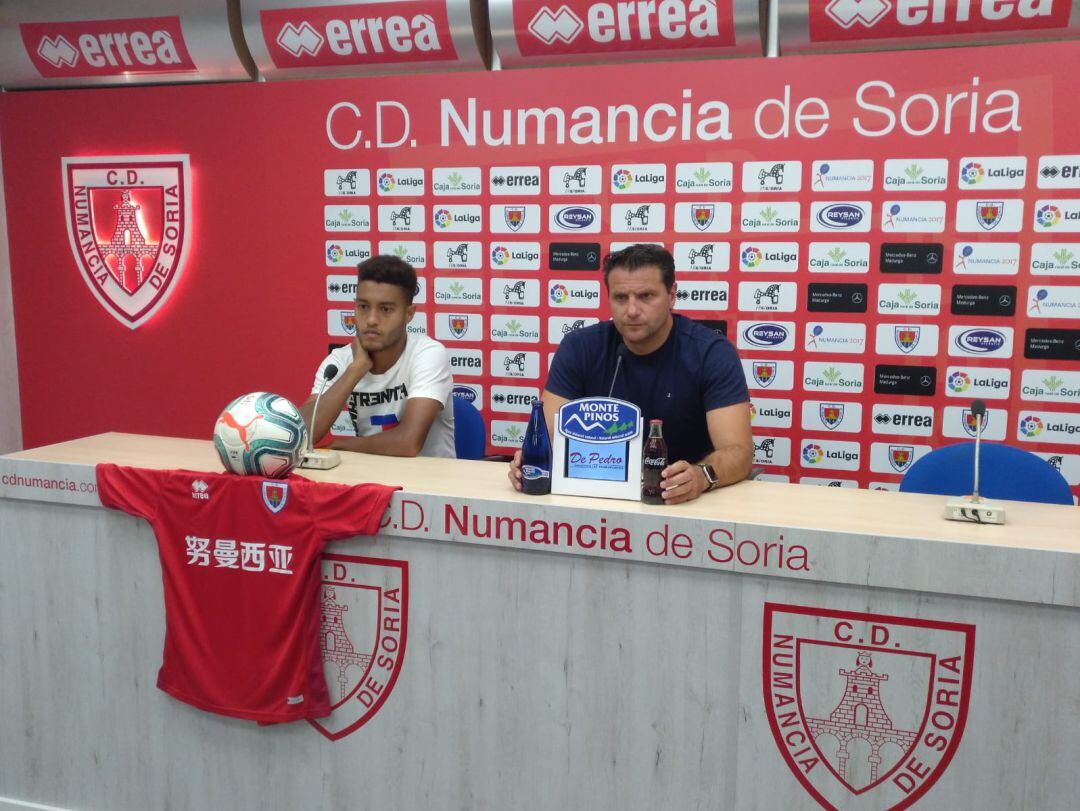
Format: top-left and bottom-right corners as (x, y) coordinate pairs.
(310, 554), (408, 741)
(763, 603), (975, 811)
(62, 155), (191, 329)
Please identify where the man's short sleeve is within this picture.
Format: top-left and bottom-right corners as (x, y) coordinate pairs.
(311, 348), (348, 396)
(306, 482), (400, 541)
(702, 340), (750, 412)
(544, 330), (586, 400)
(96, 464), (163, 522)
(406, 342), (452, 406)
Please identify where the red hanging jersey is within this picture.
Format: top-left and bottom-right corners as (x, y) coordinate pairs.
(96, 464), (397, 723)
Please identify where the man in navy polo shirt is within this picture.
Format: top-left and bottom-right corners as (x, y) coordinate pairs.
(509, 244), (752, 504)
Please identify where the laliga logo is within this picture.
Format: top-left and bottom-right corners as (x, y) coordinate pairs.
(948, 371), (971, 393)
(612, 169), (633, 190)
(1036, 204), (1062, 228)
(1019, 415), (1044, 437)
(825, 0), (892, 28)
(491, 246), (510, 265)
(276, 22), (324, 57)
(960, 162), (985, 185)
(528, 6), (584, 45)
(433, 208), (451, 229)
(802, 443), (824, 464)
(742, 246), (763, 268)
(378, 172), (396, 192)
(550, 284), (569, 303)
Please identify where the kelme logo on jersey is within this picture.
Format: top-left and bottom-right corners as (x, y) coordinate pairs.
(310, 554), (407, 742)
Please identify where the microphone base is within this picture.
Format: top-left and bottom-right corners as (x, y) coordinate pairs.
(945, 495), (1005, 525)
(300, 449), (341, 470)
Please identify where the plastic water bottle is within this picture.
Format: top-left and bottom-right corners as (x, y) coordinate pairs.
(641, 419), (667, 504)
(521, 399), (552, 495)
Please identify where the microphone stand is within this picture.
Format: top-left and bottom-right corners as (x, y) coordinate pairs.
(945, 402), (1004, 524)
(301, 366), (342, 470)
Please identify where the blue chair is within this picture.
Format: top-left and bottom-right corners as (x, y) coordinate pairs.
(452, 396), (486, 460)
(898, 442), (1073, 505)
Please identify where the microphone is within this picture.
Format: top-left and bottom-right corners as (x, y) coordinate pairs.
(300, 363), (342, 470)
(945, 399), (1004, 524)
(970, 399), (986, 500)
(608, 344), (628, 398)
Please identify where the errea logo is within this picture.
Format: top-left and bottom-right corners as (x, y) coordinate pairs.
(825, 0), (891, 29)
(191, 480), (209, 500)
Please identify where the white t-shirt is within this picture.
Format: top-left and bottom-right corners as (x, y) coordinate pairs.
(312, 335), (456, 458)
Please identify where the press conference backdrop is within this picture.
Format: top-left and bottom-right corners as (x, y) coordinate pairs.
(1, 39), (1078, 493)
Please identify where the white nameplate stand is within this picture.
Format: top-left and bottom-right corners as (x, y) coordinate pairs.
(551, 397), (642, 501)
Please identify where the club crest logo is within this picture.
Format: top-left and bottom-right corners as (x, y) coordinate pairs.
(962, 408), (987, 437)
(977, 201), (1003, 230)
(763, 603), (975, 811)
(449, 315), (469, 338)
(753, 361), (777, 387)
(261, 481), (288, 514)
(692, 204), (715, 231)
(820, 403), (845, 430)
(341, 312), (357, 335)
(894, 327), (920, 354)
(310, 554), (408, 741)
(504, 206), (526, 232)
(888, 444), (914, 472)
(62, 155), (191, 328)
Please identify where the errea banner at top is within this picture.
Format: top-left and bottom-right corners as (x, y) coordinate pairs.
(245, 0), (485, 76)
(19, 17), (195, 78)
(492, 0), (762, 67)
(784, 0), (1080, 52)
(4, 4), (250, 87)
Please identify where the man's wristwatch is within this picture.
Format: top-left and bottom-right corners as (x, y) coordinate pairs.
(699, 463), (720, 492)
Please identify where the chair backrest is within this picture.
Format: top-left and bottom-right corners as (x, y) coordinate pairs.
(452, 396), (486, 460)
(898, 442), (1073, 505)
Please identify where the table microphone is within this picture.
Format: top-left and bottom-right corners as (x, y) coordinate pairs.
(301, 364), (342, 470)
(945, 399), (1005, 524)
(608, 344), (628, 398)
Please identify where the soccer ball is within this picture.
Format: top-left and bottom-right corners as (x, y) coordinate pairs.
(213, 392), (308, 478)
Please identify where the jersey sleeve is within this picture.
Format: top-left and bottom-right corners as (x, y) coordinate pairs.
(96, 464), (163, 522)
(543, 330), (586, 400)
(311, 347), (349, 396)
(307, 481), (400, 541)
(702, 339), (750, 411)
(405, 342), (452, 406)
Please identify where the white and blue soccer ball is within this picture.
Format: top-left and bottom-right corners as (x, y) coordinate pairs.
(213, 392), (307, 478)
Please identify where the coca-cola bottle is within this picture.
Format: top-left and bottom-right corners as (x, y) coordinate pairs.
(521, 399), (552, 495)
(641, 419), (667, 504)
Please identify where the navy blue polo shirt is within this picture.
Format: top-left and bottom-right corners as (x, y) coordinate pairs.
(545, 315), (749, 464)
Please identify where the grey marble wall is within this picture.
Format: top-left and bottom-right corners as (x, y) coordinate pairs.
(1, 499), (1078, 810)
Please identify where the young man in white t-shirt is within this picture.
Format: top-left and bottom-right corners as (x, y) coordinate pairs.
(300, 255), (455, 458)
